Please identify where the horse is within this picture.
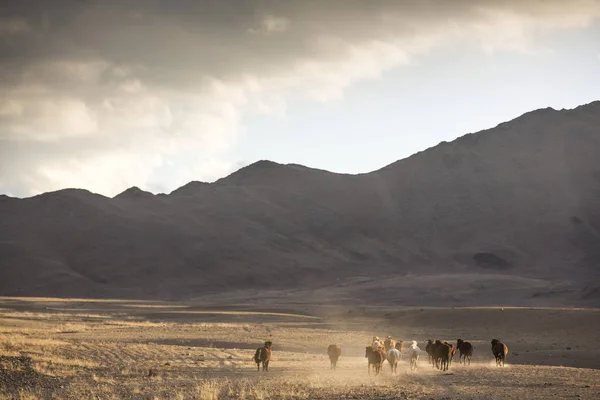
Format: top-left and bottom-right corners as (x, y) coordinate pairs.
(386, 347), (401, 374)
(444, 341), (457, 366)
(491, 339), (508, 367)
(395, 339), (404, 353)
(457, 339), (473, 365)
(365, 345), (384, 376)
(254, 341), (273, 372)
(383, 336), (396, 353)
(394, 341), (404, 361)
(407, 341), (421, 371)
(327, 344), (342, 369)
(425, 339), (435, 367)
(435, 342), (452, 372)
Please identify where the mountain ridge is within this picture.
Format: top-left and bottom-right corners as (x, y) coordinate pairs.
(6, 101), (599, 200)
(1, 100), (599, 306)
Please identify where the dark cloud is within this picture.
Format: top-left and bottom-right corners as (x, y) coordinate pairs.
(3, 0), (590, 90)
(1, 0), (599, 196)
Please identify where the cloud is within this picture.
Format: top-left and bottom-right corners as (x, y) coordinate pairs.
(249, 14), (290, 34)
(1, 0), (600, 197)
(0, 17), (30, 35)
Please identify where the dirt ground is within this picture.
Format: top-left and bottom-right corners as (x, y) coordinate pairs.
(0, 296), (599, 399)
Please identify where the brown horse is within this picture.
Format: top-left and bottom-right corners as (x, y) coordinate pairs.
(254, 341), (273, 372)
(327, 344), (342, 369)
(383, 336), (396, 353)
(365, 346), (384, 376)
(395, 339), (404, 353)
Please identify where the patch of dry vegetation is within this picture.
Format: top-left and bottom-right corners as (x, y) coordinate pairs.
(0, 298), (599, 399)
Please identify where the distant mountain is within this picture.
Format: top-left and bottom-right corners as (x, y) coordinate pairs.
(169, 181), (209, 196)
(1, 101), (599, 306)
(114, 186), (155, 201)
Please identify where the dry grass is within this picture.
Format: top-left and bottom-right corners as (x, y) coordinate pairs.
(0, 297), (598, 399)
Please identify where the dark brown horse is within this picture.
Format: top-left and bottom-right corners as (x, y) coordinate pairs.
(444, 341), (457, 366)
(327, 344), (342, 369)
(491, 339), (508, 366)
(425, 339), (435, 367)
(254, 341), (273, 372)
(457, 339), (473, 365)
(431, 340), (444, 369)
(365, 345), (384, 376)
(435, 341), (452, 372)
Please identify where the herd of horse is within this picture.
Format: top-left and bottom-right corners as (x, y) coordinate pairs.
(254, 337), (509, 374)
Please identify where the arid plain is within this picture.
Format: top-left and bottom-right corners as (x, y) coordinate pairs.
(1, 296), (599, 399)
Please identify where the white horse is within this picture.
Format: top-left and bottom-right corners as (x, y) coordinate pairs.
(407, 340), (421, 371)
(386, 347), (401, 374)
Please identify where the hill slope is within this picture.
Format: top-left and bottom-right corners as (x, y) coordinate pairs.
(1, 101), (599, 305)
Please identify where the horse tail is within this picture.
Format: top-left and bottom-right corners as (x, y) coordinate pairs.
(254, 348), (262, 363)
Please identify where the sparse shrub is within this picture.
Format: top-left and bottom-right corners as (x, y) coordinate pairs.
(196, 379), (224, 400)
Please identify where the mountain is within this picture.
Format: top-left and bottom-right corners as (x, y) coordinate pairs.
(1, 101), (599, 306)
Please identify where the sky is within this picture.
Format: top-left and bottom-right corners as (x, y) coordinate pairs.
(0, 0), (599, 198)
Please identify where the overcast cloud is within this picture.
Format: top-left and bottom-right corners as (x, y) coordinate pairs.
(1, 0), (600, 197)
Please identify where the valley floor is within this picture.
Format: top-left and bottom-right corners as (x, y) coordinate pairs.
(0, 297), (599, 399)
